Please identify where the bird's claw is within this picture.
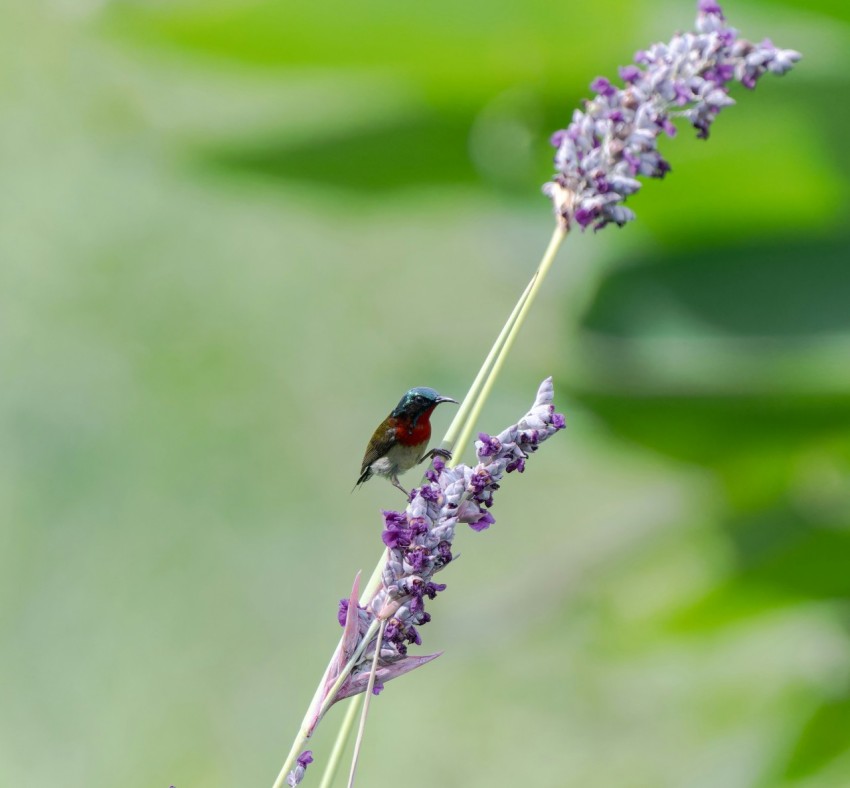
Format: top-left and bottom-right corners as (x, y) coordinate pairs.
(420, 447), (452, 464)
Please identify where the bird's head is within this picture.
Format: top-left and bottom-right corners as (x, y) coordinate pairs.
(392, 387), (458, 419)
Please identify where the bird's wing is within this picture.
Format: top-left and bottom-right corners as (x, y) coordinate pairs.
(359, 419), (397, 475)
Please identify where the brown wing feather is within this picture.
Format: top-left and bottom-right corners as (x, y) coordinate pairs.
(358, 419), (397, 479)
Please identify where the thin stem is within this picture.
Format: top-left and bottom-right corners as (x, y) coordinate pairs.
(347, 620), (387, 788)
(451, 225), (566, 460)
(317, 696), (362, 788)
(439, 276), (536, 452)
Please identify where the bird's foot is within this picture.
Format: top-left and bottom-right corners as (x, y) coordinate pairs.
(420, 447), (452, 464)
(390, 476), (410, 496)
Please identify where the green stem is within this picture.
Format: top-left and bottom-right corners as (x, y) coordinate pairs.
(439, 274), (537, 451)
(346, 620), (387, 788)
(451, 225), (566, 459)
(317, 696), (362, 788)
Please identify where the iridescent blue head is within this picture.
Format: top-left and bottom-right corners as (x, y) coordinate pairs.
(392, 387), (458, 419)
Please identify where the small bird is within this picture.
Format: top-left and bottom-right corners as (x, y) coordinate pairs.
(356, 387), (458, 495)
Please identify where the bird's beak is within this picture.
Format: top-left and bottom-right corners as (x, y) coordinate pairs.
(437, 396), (459, 405)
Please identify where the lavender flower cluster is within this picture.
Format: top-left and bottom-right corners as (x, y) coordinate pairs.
(543, 0), (801, 231)
(334, 378), (565, 702)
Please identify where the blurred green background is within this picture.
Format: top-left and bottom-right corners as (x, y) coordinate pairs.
(2, 0), (848, 786)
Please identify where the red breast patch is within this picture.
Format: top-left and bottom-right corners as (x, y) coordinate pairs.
(394, 406), (435, 447)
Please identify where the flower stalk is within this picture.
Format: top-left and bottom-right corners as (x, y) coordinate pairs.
(449, 224), (566, 463)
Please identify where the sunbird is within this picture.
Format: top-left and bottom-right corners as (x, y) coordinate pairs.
(355, 387), (457, 495)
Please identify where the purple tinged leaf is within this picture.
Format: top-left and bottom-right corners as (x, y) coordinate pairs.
(341, 572), (362, 663)
(332, 653), (443, 702)
(321, 572), (365, 723)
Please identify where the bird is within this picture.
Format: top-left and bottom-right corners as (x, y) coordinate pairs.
(355, 387), (458, 495)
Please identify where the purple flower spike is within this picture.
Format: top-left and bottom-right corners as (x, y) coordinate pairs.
(544, 0), (800, 231)
(321, 379), (565, 717)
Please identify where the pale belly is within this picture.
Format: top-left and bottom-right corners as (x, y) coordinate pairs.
(370, 442), (424, 478)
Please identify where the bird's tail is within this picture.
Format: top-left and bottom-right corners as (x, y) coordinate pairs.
(352, 468), (371, 492)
